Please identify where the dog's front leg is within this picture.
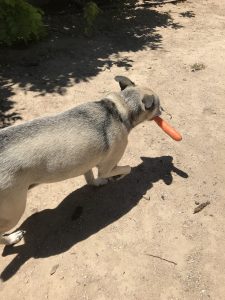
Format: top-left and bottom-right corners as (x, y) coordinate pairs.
(84, 170), (109, 187)
(98, 165), (131, 182)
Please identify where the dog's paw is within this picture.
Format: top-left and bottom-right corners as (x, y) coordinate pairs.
(2, 230), (26, 246)
(92, 178), (109, 187)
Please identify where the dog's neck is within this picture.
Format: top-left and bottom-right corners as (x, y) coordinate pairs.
(105, 91), (146, 131)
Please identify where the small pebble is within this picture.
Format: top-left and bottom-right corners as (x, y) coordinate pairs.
(143, 194), (150, 200)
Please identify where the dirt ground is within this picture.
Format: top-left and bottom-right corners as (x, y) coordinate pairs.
(1, 0), (225, 299)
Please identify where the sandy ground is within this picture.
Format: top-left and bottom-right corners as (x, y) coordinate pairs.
(1, 0), (225, 299)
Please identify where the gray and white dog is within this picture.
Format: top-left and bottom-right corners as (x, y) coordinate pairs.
(0, 76), (161, 245)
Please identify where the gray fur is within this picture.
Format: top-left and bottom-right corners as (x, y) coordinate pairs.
(0, 76), (161, 245)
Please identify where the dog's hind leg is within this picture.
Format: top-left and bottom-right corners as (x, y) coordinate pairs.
(0, 188), (27, 245)
(0, 230), (26, 245)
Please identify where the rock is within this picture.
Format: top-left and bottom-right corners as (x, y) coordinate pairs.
(50, 264), (59, 275)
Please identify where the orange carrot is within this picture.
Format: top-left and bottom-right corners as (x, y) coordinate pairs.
(153, 116), (182, 141)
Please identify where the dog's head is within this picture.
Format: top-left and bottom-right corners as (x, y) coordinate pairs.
(115, 76), (162, 127)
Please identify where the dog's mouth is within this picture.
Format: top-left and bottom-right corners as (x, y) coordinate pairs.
(149, 106), (173, 121)
(148, 108), (162, 121)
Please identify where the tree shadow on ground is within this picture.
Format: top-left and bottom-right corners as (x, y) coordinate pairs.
(139, 0), (186, 8)
(180, 10), (195, 18)
(1, 156), (188, 281)
(0, 78), (21, 128)
(0, 0), (186, 127)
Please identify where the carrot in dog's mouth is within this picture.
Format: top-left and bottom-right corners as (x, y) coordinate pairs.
(153, 116), (182, 141)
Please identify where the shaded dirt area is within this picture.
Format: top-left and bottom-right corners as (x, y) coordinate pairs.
(1, 0), (225, 299)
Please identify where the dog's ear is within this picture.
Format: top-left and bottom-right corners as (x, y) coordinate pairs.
(142, 94), (154, 110)
(115, 76), (135, 90)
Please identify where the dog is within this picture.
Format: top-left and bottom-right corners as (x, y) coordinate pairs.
(0, 76), (161, 245)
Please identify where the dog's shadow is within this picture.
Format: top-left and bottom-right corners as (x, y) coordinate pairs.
(1, 156), (188, 281)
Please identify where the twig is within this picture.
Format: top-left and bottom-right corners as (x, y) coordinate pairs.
(145, 0), (186, 5)
(50, 264), (59, 275)
(145, 253), (177, 265)
(193, 201), (210, 214)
